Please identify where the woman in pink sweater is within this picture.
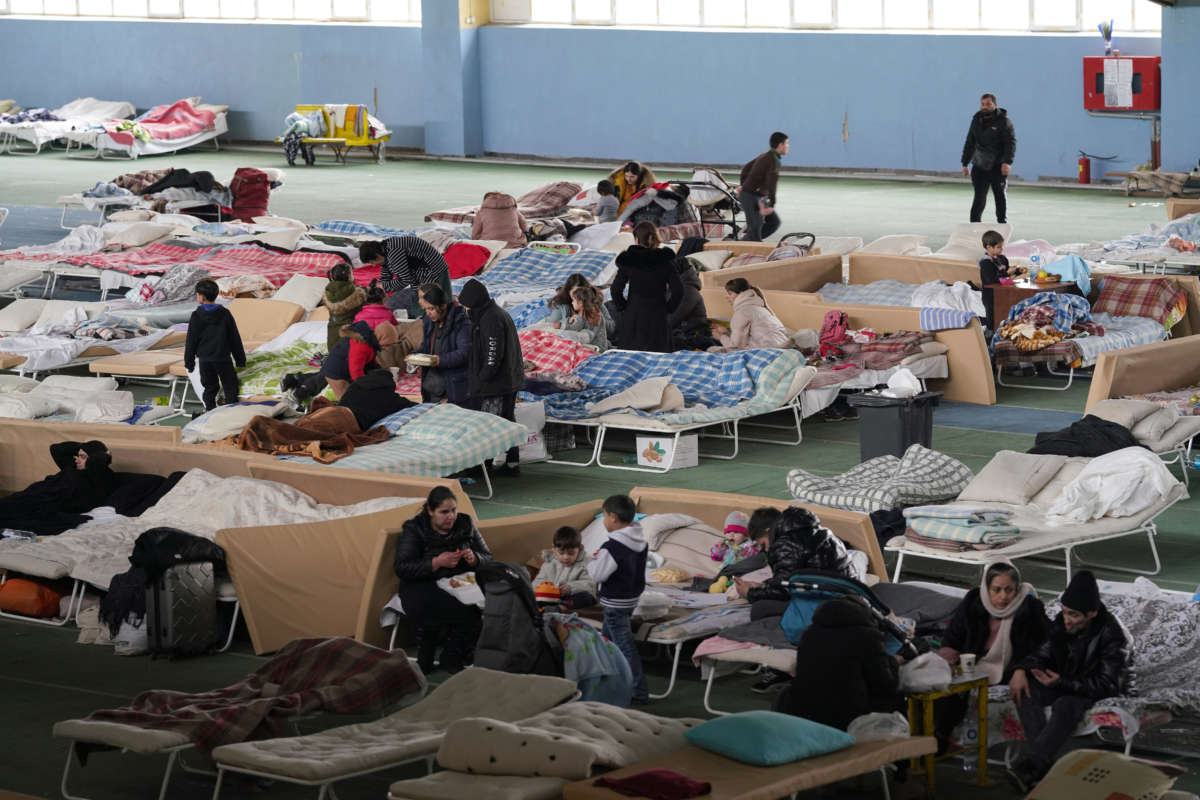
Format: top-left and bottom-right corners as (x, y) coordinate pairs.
(710, 278), (791, 351)
(471, 192), (528, 249)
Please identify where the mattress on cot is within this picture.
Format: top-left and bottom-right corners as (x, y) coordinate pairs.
(641, 603), (753, 644)
(52, 720), (191, 754)
(282, 403), (528, 477)
(89, 348), (184, 376)
(993, 313), (1165, 369)
(561, 739), (937, 800)
(56, 193), (141, 213)
(817, 279), (917, 307)
(104, 301), (198, 327)
(886, 483), (1185, 564)
(85, 112), (229, 157)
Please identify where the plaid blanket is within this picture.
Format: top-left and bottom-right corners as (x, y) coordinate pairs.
(902, 505), (1013, 523)
(451, 247), (615, 298)
(818, 280), (916, 307)
(655, 221), (731, 241)
(919, 307), (977, 330)
(787, 444), (973, 513)
(1093, 276), (1188, 330)
(510, 296), (554, 329)
(85, 637), (424, 752)
(53, 242), (349, 286)
(538, 348), (785, 420)
(860, 330), (932, 353)
(520, 329), (597, 373)
(903, 529), (1012, 553)
(308, 402), (527, 476)
(312, 220), (415, 238)
(993, 313), (1166, 368)
(1005, 292), (1093, 333)
(58, 242), (213, 274)
(426, 181), (582, 224)
(906, 515), (1020, 545)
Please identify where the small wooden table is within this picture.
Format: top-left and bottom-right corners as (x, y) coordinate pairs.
(985, 279), (1080, 328)
(907, 675), (990, 796)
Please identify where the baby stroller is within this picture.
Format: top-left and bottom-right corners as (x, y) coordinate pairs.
(781, 571), (918, 660)
(681, 167), (742, 240)
(473, 561), (564, 676)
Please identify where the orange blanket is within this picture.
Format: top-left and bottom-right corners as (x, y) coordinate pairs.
(217, 406), (388, 463)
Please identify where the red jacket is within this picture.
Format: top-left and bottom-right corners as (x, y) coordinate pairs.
(354, 304), (394, 330)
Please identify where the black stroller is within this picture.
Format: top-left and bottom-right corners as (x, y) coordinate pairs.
(781, 571), (918, 660)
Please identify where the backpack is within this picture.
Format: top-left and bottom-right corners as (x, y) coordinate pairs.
(473, 561), (564, 676)
(229, 167), (271, 222)
(819, 310), (849, 345)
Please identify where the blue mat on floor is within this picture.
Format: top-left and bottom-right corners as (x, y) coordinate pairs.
(0, 205), (104, 249)
(934, 402), (1081, 435)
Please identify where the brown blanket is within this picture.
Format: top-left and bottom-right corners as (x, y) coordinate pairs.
(218, 405), (389, 463)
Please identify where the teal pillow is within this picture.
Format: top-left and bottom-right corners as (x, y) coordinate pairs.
(684, 710), (855, 766)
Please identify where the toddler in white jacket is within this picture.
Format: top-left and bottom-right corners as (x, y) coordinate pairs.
(532, 526), (596, 608)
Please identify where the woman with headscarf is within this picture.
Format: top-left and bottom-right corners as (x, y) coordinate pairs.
(934, 560), (1050, 752)
(0, 441), (119, 535)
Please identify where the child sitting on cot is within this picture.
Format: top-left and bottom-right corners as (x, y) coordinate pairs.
(710, 510), (758, 568)
(592, 180), (619, 223)
(532, 525), (596, 609)
(561, 286), (610, 352)
(718, 507), (782, 579)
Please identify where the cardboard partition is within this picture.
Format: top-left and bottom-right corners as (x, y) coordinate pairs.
(698, 253), (843, 293)
(848, 253), (980, 286)
(701, 289), (996, 406)
(227, 298), (305, 343)
(1168, 198), (1200, 221)
(218, 503), (422, 654)
(1085, 335), (1200, 411)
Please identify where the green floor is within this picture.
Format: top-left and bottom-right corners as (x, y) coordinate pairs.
(1, 148), (1196, 798)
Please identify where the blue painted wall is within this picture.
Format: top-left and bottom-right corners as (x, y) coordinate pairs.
(478, 26), (1161, 180)
(0, 17), (424, 148)
(1162, 0), (1200, 171)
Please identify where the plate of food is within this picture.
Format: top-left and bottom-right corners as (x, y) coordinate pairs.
(406, 353), (436, 367)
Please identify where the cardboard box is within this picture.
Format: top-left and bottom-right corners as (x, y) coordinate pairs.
(1167, 197), (1200, 221)
(636, 434), (698, 469)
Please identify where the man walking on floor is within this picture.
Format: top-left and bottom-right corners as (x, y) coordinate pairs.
(961, 92), (1016, 224)
(738, 131), (788, 242)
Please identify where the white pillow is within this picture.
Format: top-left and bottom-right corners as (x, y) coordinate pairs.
(566, 186), (600, 208)
(920, 341), (950, 356)
(933, 223), (1013, 262)
(37, 374), (119, 393)
(107, 209), (156, 222)
(580, 514), (609, 555)
(688, 250), (732, 272)
(252, 215), (307, 229)
(570, 221), (620, 251)
(602, 232), (636, 253)
(0, 375), (40, 394)
(0, 298), (48, 333)
(75, 390), (135, 423)
(32, 300), (105, 332)
(272, 274), (328, 311)
(103, 222), (175, 247)
(181, 400), (288, 443)
(1130, 407), (1178, 443)
(0, 393), (60, 419)
(859, 234), (928, 256)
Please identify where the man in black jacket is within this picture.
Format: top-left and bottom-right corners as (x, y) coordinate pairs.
(961, 93), (1016, 224)
(458, 279), (525, 476)
(738, 131), (788, 241)
(1008, 570), (1131, 792)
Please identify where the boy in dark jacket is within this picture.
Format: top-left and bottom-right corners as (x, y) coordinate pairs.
(1008, 570), (1131, 792)
(184, 279), (245, 411)
(775, 596), (901, 730)
(587, 494), (649, 704)
(458, 278), (524, 476)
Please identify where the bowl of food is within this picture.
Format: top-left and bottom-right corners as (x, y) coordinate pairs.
(405, 353), (436, 367)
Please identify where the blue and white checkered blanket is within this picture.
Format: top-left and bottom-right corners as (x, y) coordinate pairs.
(311, 220), (415, 238)
(817, 280), (916, 307)
(1071, 313), (1167, 367)
(453, 247), (615, 298)
(286, 402), (527, 476)
(536, 348), (798, 421)
(918, 307), (977, 330)
(1006, 292), (1093, 333)
(509, 296), (554, 329)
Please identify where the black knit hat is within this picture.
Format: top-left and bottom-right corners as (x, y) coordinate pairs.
(1060, 569), (1100, 613)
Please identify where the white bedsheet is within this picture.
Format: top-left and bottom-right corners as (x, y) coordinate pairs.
(1048, 446), (1181, 524)
(0, 328), (170, 373)
(0, 468), (419, 589)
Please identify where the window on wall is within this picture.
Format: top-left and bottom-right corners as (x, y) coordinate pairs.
(495, 0), (1161, 31)
(0, 0), (421, 19)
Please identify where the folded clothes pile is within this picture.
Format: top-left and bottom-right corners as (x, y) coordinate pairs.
(902, 505), (1020, 552)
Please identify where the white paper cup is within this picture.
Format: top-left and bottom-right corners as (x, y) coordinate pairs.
(960, 653), (976, 674)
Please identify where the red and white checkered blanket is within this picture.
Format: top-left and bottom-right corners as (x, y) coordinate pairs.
(1093, 276), (1187, 329)
(85, 637), (424, 752)
(424, 181), (581, 224)
(103, 100), (216, 147)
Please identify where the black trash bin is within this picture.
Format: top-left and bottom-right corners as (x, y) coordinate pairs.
(845, 391), (941, 463)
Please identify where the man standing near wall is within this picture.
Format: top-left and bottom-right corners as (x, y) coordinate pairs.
(961, 93), (1016, 224)
(738, 131), (788, 241)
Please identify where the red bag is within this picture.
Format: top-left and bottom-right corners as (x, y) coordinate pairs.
(819, 310), (849, 345)
(229, 167), (271, 222)
(0, 577), (64, 618)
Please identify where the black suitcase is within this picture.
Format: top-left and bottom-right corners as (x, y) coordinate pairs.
(146, 562), (219, 657)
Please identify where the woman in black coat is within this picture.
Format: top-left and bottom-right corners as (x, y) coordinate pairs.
(934, 561), (1050, 749)
(611, 222), (683, 353)
(774, 596), (902, 730)
(412, 283), (471, 406)
(393, 486), (493, 674)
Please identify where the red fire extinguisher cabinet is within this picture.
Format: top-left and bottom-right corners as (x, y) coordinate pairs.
(1083, 56), (1161, 111)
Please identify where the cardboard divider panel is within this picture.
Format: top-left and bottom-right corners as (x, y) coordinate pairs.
(246, 462), (474, 516)
(847, 253), (980, 286)
(0, 420), (179, 493)
(701, 289), (996, 405)
(698, 253), (842, 292)
(1086, 336), (1200, 410)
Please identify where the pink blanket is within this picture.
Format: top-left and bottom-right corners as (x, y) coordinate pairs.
(103, 100), (216, 146)
(57, 242), (347, 287)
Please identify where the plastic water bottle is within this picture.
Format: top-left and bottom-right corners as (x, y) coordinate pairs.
(1028, 247), (1043, 279)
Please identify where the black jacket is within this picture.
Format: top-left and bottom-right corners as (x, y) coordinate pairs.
(941, 589), (1050, 682)
(776, 597), (901, 730)
(667, 260), (708, 335)
(184, 304), (246, 371)
(459, 280), (524, 398)
(611, 245), (684, 353)
(418, 302), (471, 405)
(1028, 415), (1145, 458)
(393, 510), (493, 583)
(961, 108), (1016, 171)
(0, 441), (119, 535)
(1017, 605), (1131, 700)
(748, 509), (856, 605)
(338, 369), (413, 430)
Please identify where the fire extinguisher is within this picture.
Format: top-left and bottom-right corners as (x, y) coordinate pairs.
(1078, 152), (1091, 185)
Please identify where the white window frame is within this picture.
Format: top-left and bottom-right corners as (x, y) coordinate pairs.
(793, 0), (836, 29)
(148, 0), (183, 16)
(0, 0), (12, 10)
(571, 0), (613, 24)
(1029, 0), (1083, 31)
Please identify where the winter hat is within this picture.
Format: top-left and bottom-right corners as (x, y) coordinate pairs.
(458, 278), (490, 309)
(723, 510), (750, 536)
(534, 582), (561, 604)
(1060, 569), (1100, 613)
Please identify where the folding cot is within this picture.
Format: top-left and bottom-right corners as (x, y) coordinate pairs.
(64, 101), (230, 159)
(0, 97), (135, 155)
